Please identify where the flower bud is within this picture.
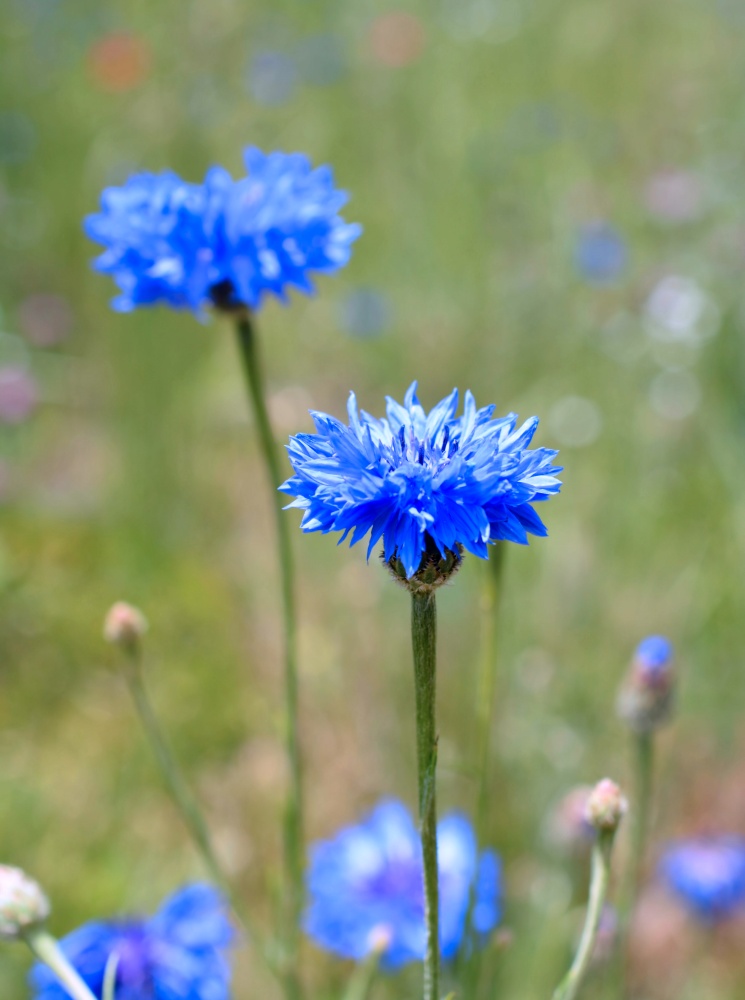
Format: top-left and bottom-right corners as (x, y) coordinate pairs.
(617, 636), (675, 734)
(585, 779), (627, 834)
(0, 865), (50, 940)
(385, 542), (462, 595)
(103, 602), (147, 648)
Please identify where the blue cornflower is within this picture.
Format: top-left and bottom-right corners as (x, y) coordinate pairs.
(634, 635), (673, 682)
(659, 837), (745, 922)
(280, 382), (562, 579)
(85, 146), (361, 314)
(30, 884), (234, 1000)
(304, 800), (501, 968)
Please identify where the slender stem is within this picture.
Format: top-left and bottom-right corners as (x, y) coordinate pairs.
(552, 831), (615, 1000)
(124, 647), (224, 887)
(476, 543), (505, 843)
(24, 928), (98, 1000)
(234, 314), (303, 1000)
(615, 732), (654, 998)
(629, 733), (654, 899)
(411, 591), (440, 1000)
(341, 948), (382, 1000)
(122, 644), (282, 982)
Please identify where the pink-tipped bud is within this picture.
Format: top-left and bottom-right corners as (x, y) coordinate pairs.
(0, 865), (50, 940)
(103, 601), (147, 648)
(585, 779), (627, 834)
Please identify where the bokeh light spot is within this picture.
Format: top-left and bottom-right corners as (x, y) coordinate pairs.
(369, 13), (425, 68)
(88, 32), (152, 93)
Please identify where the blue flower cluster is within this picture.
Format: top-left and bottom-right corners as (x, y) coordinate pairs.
(659, 837), (745, 922)
(85, 147), (361, 314)
(281, 382), (562, 579)
(304, 800), (501, 968)
(30, 884), (234, 1000)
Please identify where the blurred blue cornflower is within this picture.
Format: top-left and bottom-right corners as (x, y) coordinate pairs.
(574, 222), (627, 284)
(305, 800), (501, 967)
(659, 837), (745, 922)
(30, 884), (233, 1000)
(84, 147), (361, 314)
(634, 635), (673, 682)
(280, 381), (562, 579)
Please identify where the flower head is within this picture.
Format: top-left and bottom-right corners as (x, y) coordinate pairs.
(584, 779), (627, 835)
(0, 865), (50, 941)
(617, 635), (675, 733)
(281, 382), (561, 581)
(30, 884), (233, 1000)
(85, 147), (361, 315)
(304, 800), (501, 968)
(659, 837), (745, 923)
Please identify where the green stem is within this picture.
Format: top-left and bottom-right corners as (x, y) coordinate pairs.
(476, 543), (505, 844)
(122, 645), (282, 982)
(341, 948), (382, 1000)
(24, 928), (98, 1000)
(235, 314), (303, 1000)
(124, 650), (223, 886)
(411, 591), (440, 1000)
(615, 732), (654, 998)
(629, 733), (653, 900)
(552, 831), (615, 1000)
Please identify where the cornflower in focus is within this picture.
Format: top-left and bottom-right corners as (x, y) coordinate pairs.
(85, 147), (361, 314)
(659, 837), (745, 923)
(281, 381), (562, 581)
(304, 800), (501, 967)
(617, 635), (675, 733)
(30, 884), (234, 1000)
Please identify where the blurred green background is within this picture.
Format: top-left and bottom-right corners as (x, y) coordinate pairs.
(2, 0), (745, 997)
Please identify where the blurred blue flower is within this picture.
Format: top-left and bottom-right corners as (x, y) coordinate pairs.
(659, 837), (745, 922)
(634, 635), (673, 681)
(339, 287), (391, 338)
(85, 147), (362, 314)
(281, 381), (562, 579)
(574, 223), (627, 284)
(305, 800), (501, 967)
(247, 51), (298, 106)
(30, 884), (234, 1000)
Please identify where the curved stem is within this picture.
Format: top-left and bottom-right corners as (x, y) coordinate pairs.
(24, 928), (98, 1000)
(235, 314), (303, 1000)
(124, 650), (223, 887)
(552, 831), (615, 1000)
(615, 732), (654, 998)
(411, 591), (440, 1000)
(122, 645), (281, 982)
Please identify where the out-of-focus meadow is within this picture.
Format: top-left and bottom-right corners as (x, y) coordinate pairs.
(2, 0), (745, 996)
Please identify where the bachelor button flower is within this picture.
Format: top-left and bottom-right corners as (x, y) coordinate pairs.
(304, 799), (501, 968)
(617, 635), (675, 734)
(29, 884), (233, 1000)
(659, 837), (745, 923)
(281, 382), (562, 581)
(85, 146), (361, 315)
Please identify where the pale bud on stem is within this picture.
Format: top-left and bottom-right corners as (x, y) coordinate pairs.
(103, 602), (148, 651)
(0, 865), (49, 940)
(585, 779), (628, 835)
